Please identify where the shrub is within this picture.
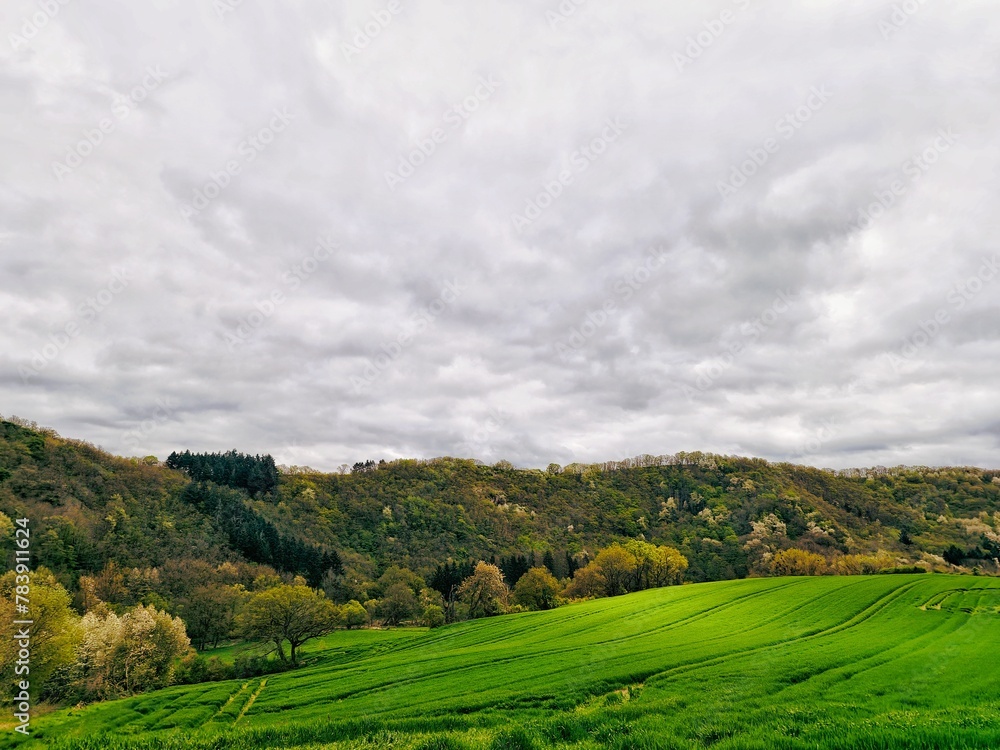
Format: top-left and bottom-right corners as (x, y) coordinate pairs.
(513, 568), (562, 611)
(563, 565), (607, 600)
(340, 600), (369, 628)
(770, 548), (827, 576)
(422, 605), (446, 628)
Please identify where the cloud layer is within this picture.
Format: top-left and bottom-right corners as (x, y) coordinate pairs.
(2, 0), (999, 470)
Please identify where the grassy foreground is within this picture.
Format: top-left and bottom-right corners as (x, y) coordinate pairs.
(6, 574), (1000, 749)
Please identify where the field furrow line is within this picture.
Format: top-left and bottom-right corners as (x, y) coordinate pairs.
(235, 679), (267, 724)
(209, 681), (251, 722)
(642, 579), (926, 688)
(771, 600), (969, 698)
(275, 580), (894, 713)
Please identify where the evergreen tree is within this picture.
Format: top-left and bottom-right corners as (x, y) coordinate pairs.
(542, 550), (556, 576)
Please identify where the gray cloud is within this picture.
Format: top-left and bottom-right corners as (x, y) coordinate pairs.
(2, 0), (999, 470)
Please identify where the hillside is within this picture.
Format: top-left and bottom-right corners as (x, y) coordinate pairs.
(7, 575), (1000, 749)
(1, 415), (998, 599)
(267, 453), (1000, 579)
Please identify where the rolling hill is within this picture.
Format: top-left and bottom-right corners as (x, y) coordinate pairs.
(1, 415), (999, 599)
(6, 574), (1000, 749)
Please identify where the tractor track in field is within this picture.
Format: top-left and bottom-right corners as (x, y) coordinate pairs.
(235, 679), (267, 723)
(403, 579), (800, 662)
(919, 586), (1000, 615)
(640, 578), (928, 689)
(210, 681), (251, 721)
(136, 689), (213, 731)
(768, 597), (971, 699)
(575, 577), (872, 650)
(399, 580), (770, 656)
(325, 579), (799, 680)
(285, 579), (893, 713)
(802, 588), (1000, 697)
(277, 581), (807, 705)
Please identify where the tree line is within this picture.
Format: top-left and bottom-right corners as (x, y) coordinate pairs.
(166, 449), (279, 497)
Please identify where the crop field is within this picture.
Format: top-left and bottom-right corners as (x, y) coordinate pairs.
(6, 574), (1000, 749)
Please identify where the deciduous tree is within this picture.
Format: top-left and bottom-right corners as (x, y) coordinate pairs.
(376, 582), (418, 626)
(457, 562), (508, 618)
(0, 568), (81, 699)
(75, 604), (189, 699)
(593, 545), (636, 596)
(340, 599), (368, 628)
(178, 583), (247, 650)
(770, 548), (827, 576)
(237, 584), (338, 664)
(513, 567), (561, 610)
(562, 565), (606, 599)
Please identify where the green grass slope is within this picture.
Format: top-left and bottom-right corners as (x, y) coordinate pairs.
(9, 574), (1000, 749)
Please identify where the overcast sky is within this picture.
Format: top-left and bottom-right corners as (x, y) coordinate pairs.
(2, 1), (999, 472)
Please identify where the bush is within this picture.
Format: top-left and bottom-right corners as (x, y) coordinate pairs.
(830, 551), (896, 575)
(422, 605), (446, 628)
(236, 652), (295, 678)
(174, 651), (286, 685)
(770, 548), (827, 576)
(882, 565), (928, 574)
(174, 654), (230, 684)
(340, 599), (369, 628)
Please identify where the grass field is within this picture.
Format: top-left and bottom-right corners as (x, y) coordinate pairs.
(6, 574), (1000, 749)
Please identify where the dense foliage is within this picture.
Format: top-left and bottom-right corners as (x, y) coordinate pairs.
(179, 482), (341, 587)
(267, 454), (1000, 584)
(165, 450), (279, 497)
(5, 417), (998, 604)
(2, 415), (1000, 706)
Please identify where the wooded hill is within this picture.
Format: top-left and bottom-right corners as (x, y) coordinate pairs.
(1, 415), (999, 600)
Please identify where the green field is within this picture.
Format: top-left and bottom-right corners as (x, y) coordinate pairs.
(8, 574), (1000, 749)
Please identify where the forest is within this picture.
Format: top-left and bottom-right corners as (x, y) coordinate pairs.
(1, 414), (999, 706)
